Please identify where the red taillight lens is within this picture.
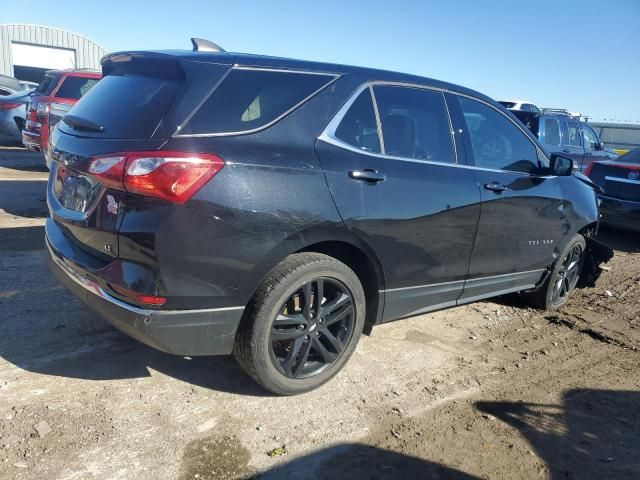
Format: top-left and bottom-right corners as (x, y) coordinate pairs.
(610, 163), (640, 171)
(110, 284), (167, 306)
(88, 151), (224, 204)
(0, 102), (21, 111)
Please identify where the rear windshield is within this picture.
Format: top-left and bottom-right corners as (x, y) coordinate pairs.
(55, 76), (99, 100)
(60, 74), (179, 138)
(618, 148), (640, 164)
(180, 69), (335, 135)
(35, 74), (60, 96)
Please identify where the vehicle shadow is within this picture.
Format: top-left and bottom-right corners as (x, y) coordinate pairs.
(250, 444), (480, 479)
(476, 389), (640, 480)
(0, 179), (48, 218)
(595, 226), (639, 253)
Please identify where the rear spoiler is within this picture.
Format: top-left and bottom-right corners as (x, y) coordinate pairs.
(101, 52), (185, 80)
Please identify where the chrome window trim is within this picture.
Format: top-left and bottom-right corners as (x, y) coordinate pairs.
(378, 268), (546, 293)
(173, 66), (340, 138)
(604, 175), (640, 185)
(319, 80), (551, 177)
(368, 85), (385, 154)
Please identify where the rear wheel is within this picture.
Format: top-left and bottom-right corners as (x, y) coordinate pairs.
(522, 234), (586, 310)
(234, 253), (365, 395)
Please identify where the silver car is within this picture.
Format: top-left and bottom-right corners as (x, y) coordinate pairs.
(0, 90), (32, 145)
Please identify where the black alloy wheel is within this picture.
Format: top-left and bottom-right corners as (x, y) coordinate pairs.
(269, 277), (355, 379)
(551, 243), (583, 305)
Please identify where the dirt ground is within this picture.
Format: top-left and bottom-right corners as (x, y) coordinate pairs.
(0, 147), (638, 480)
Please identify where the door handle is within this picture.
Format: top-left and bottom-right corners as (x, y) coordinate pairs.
(348, 169), (386, 183)
(562, 149), (570, 153)
(585, 151), (593, 156)
(483, 182), (508, 193)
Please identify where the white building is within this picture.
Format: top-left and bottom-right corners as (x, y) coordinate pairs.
(0, 24), (107, 83)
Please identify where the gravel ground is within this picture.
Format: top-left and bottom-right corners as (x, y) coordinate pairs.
(0, 148), (638, 480)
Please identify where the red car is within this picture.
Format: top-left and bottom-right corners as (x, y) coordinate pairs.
(22, 69), (101, 155)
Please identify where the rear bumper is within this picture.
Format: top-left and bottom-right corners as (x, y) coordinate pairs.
(47, 240), (243, 356)
(599, 194), (640, 233)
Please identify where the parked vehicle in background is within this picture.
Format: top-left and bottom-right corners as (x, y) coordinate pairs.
(585, 148), (640, 232)
(512, 109), (618, 172)
(46, 40), (606, 395)
(0, 74), (21, 96)
(0, 90), (32, 145)
(22, 69), (101, 157)
(498, 99), (540, 113)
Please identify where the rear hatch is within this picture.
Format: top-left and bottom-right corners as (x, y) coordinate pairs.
(587, 152), (640, 202)
(47, 52), (232, 276)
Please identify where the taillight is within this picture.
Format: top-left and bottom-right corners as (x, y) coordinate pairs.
(36, 102), (49, 115)
(88, 151), (224, 204)
(110, 284), (167, 306)
(0, 102), (21, 111)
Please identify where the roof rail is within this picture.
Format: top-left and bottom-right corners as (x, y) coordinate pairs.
(191, 37), (225, 53)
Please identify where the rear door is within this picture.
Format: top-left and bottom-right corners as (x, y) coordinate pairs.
(451, 95), (570, 302)
(317, 83), (481, 320)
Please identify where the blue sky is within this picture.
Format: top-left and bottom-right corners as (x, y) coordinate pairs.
(4, 0), (639, 122)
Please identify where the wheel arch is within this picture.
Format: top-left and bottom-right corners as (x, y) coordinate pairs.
(246, 226), (386, 335)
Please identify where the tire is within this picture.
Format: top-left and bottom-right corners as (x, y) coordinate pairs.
(234, 253), (366, 395)
(522, 234), (586, 310)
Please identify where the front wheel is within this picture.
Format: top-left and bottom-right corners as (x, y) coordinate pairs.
(522, 234), (586, 310)
(234, 253), (365, 395)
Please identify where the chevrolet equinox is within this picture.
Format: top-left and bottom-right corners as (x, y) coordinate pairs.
(46, 39), (603, 395)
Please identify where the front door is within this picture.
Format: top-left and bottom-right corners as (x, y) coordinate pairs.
(561, 119), (586, 171)
(316, 84), (481, 320)
(451, 95), (571, 303)
(581, 123), (608, 172)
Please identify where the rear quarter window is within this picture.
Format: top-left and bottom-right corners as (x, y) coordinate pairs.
(54, 76), (100, 100)
(180, 69), (336, 135)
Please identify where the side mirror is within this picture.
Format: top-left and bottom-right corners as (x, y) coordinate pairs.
(550, 154), (574, 176)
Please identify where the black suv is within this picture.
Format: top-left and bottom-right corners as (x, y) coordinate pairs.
(46, 41), (604, 395)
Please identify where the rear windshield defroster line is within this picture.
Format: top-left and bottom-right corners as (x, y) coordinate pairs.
(178, 68), (338, 136)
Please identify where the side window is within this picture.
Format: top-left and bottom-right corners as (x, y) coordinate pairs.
(54, 77), (99, 100)
(334, 89), (381, 153)
(544, 118), (561, 146)
(182, 69), (335, 135)
(458, 96), (539, 174)
(373, 85), (455, 163)
(520, 104), (531, 112)
(566, 121), (582, 147)
(530, 105), (541, 114)
(582, 125), (599, 149)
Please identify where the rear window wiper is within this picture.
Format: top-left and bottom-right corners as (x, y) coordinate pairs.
(63, 115), (105, 132)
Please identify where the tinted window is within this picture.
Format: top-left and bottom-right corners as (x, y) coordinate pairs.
(182, 69), (334, 135)
(335, 89), (380, 153)
(566, 121), (582, 146)
(544, 118), (561, 145)
(59, 74), (180, 138)
(530, 105), (541, 114)
(54, 76), (99, 100)
(582, 125), (599, 149)
(520, 104), (531, 112)
(35, 74), (60, 96)
(459, 96), (539, 173)
(374, 86), (455, 163)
